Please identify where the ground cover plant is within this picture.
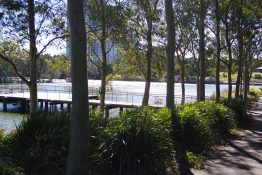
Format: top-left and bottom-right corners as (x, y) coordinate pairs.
(0, 108), (175, 175)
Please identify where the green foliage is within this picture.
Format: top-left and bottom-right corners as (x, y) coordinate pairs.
(185, 151), (205, 170)
(0, 113), (70, 175)
(222, 98), (251, 127)
(0, 109), (174, 175)
(177, 101), (236, 152)
(91, 107), (174, 175)
(248, 88), (262, 102)
(253, 73), (262, 79)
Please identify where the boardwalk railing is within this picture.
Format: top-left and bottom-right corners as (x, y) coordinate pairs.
(0, 85), (208, 106)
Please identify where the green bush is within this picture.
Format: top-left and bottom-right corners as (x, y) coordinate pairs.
(92, 107), (174, 175)
(177, 101), (236, 152)
(248, 88), (262, 102)
(185, 151), (205, 169)
(223, 98), (252, 127)
(0, 113), (70, 175)
(0, 109), (175, 175)
(253, 73), (262, 79)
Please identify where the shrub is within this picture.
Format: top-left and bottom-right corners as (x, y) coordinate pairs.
(185, 151), (205, 169)
(223, 98), (252, 127)
(0, 109), (175, 175)
(248, 88), (262, 102)
(0, 113), (70, 175)
(92, 107), (174, 175)
(253, 73), (262, 79)
(177, 101), (236, 152)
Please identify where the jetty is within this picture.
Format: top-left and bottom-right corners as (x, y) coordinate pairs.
(0, 86), (164, 118)
(0, 84), (204, 118)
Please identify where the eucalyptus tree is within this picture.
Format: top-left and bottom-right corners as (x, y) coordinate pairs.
(67, 0), (89, 173)
(165, 0), (175, 110)
(234, 0), (244, 99)
(0, 0), (67, 113)
(115, 0), (162, 106)
(240, 0), (262, 104)
(199, 0), (206, 101)
(85, 0), (127, 113)
(174, 0), (197, 104)
(215, 0), (221, 102)
(221, 0), (235, 101)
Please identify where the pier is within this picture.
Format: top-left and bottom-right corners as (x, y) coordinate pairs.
(0, 84), (204, 118)
(0, 86), (163, 119)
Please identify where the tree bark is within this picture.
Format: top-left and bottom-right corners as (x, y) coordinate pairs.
(67, 0), (89, 173)
(224, 10), (233, 101)
(215, 0), (220, 102)
(235, 1), (243, 99)
(165, 0), (175, 110)
(199, 0), (205, 101)
(243, 56), (248, 104)
(176, 51), (185, 105)
(142, 18), (153, 106)
(181, 59), (185, 104)
(99, 0), (107, 114)
(28, 0), (38, 114)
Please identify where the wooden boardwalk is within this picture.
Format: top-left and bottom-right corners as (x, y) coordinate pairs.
(0, 92), (163, 118)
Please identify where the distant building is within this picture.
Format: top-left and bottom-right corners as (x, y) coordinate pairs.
(66, 3), (119, 63)
(87, 41), (118, 63)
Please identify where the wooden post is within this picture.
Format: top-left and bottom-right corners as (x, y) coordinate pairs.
(67, 103), (71, 112)
(26, 100), (30, 112)
(61, 103), (64, 112)
(3, 98), (7, 112)
(21, 100), (26, 112)
(119, 106), (123, 114)
(45, 101), (48, 112)
(105, 107), (110, 121)
(40, 101), (43, 108)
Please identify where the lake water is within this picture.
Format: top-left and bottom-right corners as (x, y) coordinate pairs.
(0, 80), (260, 132)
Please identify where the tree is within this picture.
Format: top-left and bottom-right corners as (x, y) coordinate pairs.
(66, 0), (89, 173)
(0, 0), (67, 114)
(165, 0), (175, 110)
(199, 0), (206, 101)
(114, 0), (161, 106)
(85, 0), (126, 113)
(221, 0), (234, 101)
(215, 0), (221, 102)
(45, 55), (70, 80)
(174, 0), (197, 104)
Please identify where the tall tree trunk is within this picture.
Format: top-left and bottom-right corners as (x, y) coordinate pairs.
(199, 0), (205, 101)
(196, 74), (200, 101)
(224, 11), (233, 101)
(165, 1), (192, 174)
(165, 0), (175, 110)
(67, 0), (89, 174)
(99, 0), (107, 113)
(215, 0), (220, 102)
(181, 60), (185, 105)
(28, 0), (38, 114)
(235, 1), (243, 99)
(243, 57), (248, 104)
(142, 18), (153, 106)
(191, 43), (200, 101)
(176, 51), (185, 105)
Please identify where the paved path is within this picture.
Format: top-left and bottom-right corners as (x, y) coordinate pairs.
(192, 98), (262, 175)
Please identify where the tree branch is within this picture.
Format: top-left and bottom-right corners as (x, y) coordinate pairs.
(36, 34), (68, 58)
(0, 53), (30, 86)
